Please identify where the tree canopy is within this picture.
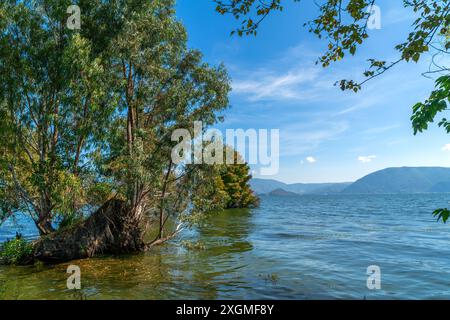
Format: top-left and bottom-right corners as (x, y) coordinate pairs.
(0, 0), (239, 245)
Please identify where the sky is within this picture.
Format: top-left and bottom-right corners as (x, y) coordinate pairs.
(176, 0), (450, 184)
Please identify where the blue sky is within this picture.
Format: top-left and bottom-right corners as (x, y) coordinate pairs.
(176, 0), (450, 183)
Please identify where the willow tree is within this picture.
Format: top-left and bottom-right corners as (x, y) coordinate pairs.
(0, 0), (117, 235)
(94, 0), (231, 246)
(1, 0), (231, 263)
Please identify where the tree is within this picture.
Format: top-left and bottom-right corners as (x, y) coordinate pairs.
(0, 0), (232, 262)
(219, 149), (259, 209)
(215, 0), (450, 222)
(188, 148), (259, 212)
(0, 0), (115, 235)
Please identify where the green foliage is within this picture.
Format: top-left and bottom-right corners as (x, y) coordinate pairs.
(216, 0), (450, 91)
(219, 152), (259, 209)
(412, 75), (450, 135)
(0, 237), (33, 265)
(191, 168), (231, 212)
(0, 0), (231, 239)
(57, 212), (84, 231)
(433, 208), (450, 223)
(0, 0), (117, 233)
(215, 0), (289, 36)
(177, 163), (231, 227)
(411, 76), (450, 225)
(188, 148), (259, 214)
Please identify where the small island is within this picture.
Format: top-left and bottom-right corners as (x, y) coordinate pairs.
(268, 189), (299, 197)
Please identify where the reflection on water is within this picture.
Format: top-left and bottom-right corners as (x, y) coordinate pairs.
(0, 209), (262, 300)
(1, 194), (450, 299)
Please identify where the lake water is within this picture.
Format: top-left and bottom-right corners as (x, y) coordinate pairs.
(1, 194), (450, 299)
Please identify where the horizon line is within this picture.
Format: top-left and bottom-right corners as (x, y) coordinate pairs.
(252, 165), (450, 185)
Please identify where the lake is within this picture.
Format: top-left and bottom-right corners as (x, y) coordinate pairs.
(1, 194), (450, 299)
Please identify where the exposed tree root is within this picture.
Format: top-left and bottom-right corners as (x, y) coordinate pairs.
(33, 199), (146, 264)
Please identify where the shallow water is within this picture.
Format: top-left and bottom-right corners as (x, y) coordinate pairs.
(1, 194), (450, 299)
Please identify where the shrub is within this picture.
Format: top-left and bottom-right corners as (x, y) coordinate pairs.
(0, 237), (33, 265)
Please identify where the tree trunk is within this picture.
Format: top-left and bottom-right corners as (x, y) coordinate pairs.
(36, 217), (55, 236)
(33, 199), (146, 263)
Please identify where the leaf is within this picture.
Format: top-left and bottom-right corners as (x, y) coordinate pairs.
(433, 208), (450, 223)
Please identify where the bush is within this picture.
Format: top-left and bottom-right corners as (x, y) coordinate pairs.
(0, 237), (33, 265)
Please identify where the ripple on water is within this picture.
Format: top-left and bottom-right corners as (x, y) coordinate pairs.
(1, 194), (450, 299)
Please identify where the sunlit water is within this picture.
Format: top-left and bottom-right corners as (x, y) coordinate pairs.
(1, 194), (450, 299)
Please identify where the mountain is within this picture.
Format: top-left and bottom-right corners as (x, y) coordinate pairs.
(287, 182), (351, 194)
(250, 178), (351, 195)
(252, 167), (450, 195)
(429, 181), (450, 193)
(249, 179), (288, 195)
(342, 167), (450, 194)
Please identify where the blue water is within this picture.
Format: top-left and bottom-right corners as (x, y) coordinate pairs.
(0, 213), (38, 242)
(1, 194), (450, 299)
(249, 194), (450, 299)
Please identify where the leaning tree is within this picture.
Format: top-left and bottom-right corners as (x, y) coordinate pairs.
(0, 0), (231, 263)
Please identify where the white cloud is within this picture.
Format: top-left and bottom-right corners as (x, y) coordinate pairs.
(384, 7), (417, 26)
(358, 155), (376, 163)
(442, 144), (450, 151)
(306, 156), (317, 163)
(232, 67), (321, 102)
(230, 42), (327, 102)
(337, 101), (373, 115)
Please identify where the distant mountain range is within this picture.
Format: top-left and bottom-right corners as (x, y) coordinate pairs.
(250, 179), (352, 195)
(251, 167), (450, 195)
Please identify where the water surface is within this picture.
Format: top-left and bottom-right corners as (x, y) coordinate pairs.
(1, 194), (450, 299)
